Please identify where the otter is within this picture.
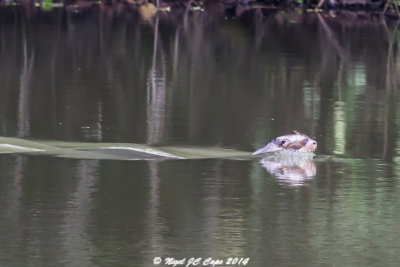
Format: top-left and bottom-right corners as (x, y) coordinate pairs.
(252, 131), (317, 155)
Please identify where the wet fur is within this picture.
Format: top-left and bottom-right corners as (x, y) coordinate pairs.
(252, 132), (317, 155)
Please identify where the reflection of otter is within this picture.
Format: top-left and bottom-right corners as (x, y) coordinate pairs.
(252, 132), (317, 155)
(260, 153), (316, 186)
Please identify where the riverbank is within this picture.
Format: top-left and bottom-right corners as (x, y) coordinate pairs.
(1, 0), (400, 18)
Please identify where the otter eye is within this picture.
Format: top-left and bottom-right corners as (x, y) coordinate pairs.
(313, 141), (316, 145)
(281, 140), (286, 144)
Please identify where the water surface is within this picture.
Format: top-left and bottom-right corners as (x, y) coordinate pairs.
(1, 5), (400, 266)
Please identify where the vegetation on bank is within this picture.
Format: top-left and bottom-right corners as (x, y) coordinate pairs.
(1, 0), (400, 16)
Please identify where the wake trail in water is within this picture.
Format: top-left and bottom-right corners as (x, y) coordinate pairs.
(0, 136), (250, 160)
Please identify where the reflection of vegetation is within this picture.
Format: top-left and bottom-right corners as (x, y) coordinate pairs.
(247, 154), (400, 265)
(333, 101), (345, 155)
(0, 7), (399, 159)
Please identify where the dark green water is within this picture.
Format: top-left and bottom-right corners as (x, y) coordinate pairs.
(1, 5), (400, 266)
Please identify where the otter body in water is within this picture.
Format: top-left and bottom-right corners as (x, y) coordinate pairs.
(252, 132), (317, 155)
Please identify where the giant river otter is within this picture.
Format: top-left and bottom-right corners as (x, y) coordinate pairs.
(252, 131), (317, 155)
